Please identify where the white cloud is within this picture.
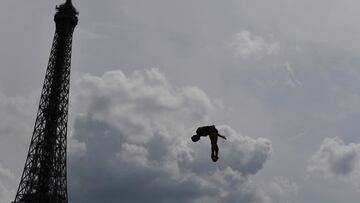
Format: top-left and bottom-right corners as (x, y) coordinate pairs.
(231, 30), (280, 59)
(68, 68), (273, 203)
(308, 137), (360, 178)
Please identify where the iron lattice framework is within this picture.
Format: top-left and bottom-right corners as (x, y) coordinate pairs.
(13, 1), (78, 203)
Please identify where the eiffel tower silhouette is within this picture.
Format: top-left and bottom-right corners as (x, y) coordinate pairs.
(13, 1), (78, 202)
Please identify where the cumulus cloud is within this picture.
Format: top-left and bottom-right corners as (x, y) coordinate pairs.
(264, 176), (298, 203)
(218, 126), (272, 176)
(231, 30), (279, 59)
(308, 137), (360, 177)
(68, 68), (273, 203)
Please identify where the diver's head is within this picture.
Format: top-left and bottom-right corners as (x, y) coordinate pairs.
(191, 135), (200, 142)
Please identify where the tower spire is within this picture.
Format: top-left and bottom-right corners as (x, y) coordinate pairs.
(12, 1), (78, 203)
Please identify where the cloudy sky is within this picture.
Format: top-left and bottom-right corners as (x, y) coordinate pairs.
(2, 0), (360, 202)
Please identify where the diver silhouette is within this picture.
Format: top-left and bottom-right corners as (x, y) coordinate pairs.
(191, 125), (226, 162)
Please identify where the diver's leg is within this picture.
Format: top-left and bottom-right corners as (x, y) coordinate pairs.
(211, 145), (215, 157)
(209, 133), (219, 161)
(214, 144), (219, 157)
(211, 144), (218, 162)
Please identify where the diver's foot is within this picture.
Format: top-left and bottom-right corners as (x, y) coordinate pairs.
(211, 155), (218, 162)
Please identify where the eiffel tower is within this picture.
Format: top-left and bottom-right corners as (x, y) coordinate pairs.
(13, 1), (78, 202)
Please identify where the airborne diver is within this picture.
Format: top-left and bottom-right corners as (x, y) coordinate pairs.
(191, 125), (226, 162)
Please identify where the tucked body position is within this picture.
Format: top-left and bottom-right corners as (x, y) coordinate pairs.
(191, 125), (226, 162)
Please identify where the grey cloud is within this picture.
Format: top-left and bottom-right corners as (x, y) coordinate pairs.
(0, 92), (53, 203)
(0, 162), (15, 203)
(264, 176), (298, 203)
(0, 93), (35, 141)
(0, 163), (14, 182)
(218, 125), (272, 175)
(0, 181), (12, 203)
(0, 92), (39, 203)
(231, 30), (279, 59)
(67, 69), (272, 203)
(0, 92), (39, 179)
(308, 137), (360, 177)
(284, 63), (302, 87)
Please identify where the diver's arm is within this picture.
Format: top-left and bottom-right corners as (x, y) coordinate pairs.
(218, 134), (227, 140)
